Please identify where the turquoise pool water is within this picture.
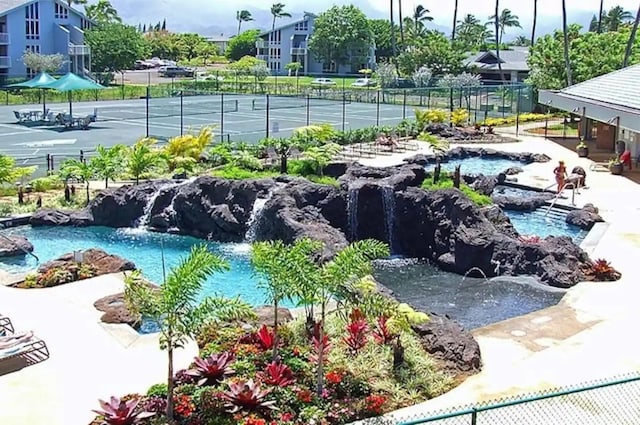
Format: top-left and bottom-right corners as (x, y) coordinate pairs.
(0, 226), (281, 307)
(504, 208), (587, 242)
(427, 157), (525, 175)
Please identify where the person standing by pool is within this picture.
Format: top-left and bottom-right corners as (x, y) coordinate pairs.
(553, 160), (568, 193)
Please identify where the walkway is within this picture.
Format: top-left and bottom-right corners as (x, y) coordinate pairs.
(0, 274), (198, 425)
(378, 133), (640, 422)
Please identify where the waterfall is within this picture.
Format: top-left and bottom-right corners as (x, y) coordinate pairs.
(244, 184), (281, 242)
(136, 178), (195, 228)
(381, 186), (396, 253)
(348, 187), (359, 241)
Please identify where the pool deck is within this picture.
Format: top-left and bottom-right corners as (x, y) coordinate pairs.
(1, 129), (640, 424)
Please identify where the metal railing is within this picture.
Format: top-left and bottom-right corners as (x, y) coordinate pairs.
(394, 372), (640, 425)
(68, 44), (90, 56)
(0, 231), (39, 262)
(0, 56), (10, 68)
(0, 32), (9, 44)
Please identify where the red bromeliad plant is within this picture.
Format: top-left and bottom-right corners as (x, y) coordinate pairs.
(364, 394), (387, 415)
(260, 361), (296, 387)
(186, 352), (235, 386)
(222, 379), (276, 413)
(256, 325), (276, 350)
(92, 396), (155, 425)
(343, 309), (369, 354)
(584, 258), (622, 281)
(518, 235), (541, 244)
(372, 315), (396, 345)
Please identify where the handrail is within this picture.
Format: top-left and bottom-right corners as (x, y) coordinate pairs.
(0, 232), (39, 262)
(543, 182), (573, 217)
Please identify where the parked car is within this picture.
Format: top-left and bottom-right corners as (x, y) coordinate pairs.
(133, 60), (153, 70)
(158, 66), (195, 78)
(351, 78), (376, 87)
(196, 71), (224, 81)
(310, 78), (336, 86)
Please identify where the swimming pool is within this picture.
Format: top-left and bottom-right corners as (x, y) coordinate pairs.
(0, 226), (281, 307)
(504, 207), (587, 242)
(427, 157), (525, 175)
(374, 259), (565, 330)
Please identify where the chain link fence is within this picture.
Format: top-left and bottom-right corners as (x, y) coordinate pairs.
(376, 373), (640, 425)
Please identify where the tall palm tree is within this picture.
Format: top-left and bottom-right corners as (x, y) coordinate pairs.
(413, 4), (433, 27)
(489, 8), (522, 45)
(390, 0), (398, 73)
(236, 10), (253, 36)
(398, 0), (405, 48)
(270, 3), (291, 31)
(562, 0), (573, 86)
(451, 0), (459, 40)
(598, 0), (605, 33)
(494, 0), (504, 82)
(531, 0), (538, 46)
(604, 6), (634, 31)
(84, 0), (121, 24)
(623, 4), (640, 67)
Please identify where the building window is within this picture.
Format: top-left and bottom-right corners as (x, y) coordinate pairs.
(269, 30), (281, 45)
(55, 3), (69, 19)
(80, 18), (91, 30)
(25, 3), (40, 40)
(294, 20), (309, 31)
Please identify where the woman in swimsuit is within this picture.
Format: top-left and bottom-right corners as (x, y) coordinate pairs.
(553, 160), (568, 194)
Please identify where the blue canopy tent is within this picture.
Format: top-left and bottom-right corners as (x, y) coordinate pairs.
(39, 72), (105, 118)
(4, 72), (57, 115)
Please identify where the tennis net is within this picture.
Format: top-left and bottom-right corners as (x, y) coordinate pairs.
(251, 95), (351, 111)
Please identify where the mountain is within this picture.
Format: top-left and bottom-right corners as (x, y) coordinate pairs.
(106, 0), (597, 40)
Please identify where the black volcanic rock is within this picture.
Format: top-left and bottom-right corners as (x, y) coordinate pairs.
(566, 204), (604, 230)
(30, 208), (93, 227)
(0, 235), (33, 257)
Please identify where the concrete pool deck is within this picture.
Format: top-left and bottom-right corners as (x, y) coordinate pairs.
(0, 131), (639, 424)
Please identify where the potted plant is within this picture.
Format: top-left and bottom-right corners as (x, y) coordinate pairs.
(609, 156), (623, 175)
(576, 141), (589, 158)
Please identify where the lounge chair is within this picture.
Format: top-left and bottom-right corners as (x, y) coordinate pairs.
(589, 161), (610, 172)
(13, 111), (29, 123)
(0, 328), (49, 372)
(0, 315), (13, 335)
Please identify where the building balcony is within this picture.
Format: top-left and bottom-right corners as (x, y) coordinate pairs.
(0, 56), (10, 68)
(290, 47), (307, 55)
(0, 33), (9, 44)
(68, 44), (90, 56)
(256, 54), (269, 61)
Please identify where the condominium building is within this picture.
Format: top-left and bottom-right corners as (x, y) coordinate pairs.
(0, 0), (92, 79)
(255, 12), (375, 75)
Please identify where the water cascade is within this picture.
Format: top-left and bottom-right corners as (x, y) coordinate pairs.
(137, 178), (195, 228)
(347, 187), (359, 241)
(381, 186), (396, 253)
(244, 184), (282, 242)
(462, 267), (490, 283)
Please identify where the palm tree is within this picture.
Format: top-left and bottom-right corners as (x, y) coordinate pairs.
(84, 0), (121, 23)
(562, 0), (573, 86)
(236, 10), (253, 36)
(398, 0), (405, 48)
(452, 0), (459, 40)
(598, 0), (605, 33)
(125, 245), (254, 425)
(512, 35), (531, 46)
(126, 138), (165, 185)
(413, 4), (433, 28)
(623, 4), (640, 67)
(270, 3), (291, 31)
(494, 0), (504, 82)
(531, 0), (538, 46)
(604, 6), (634, 31)
(489, 8), (522, 45)
(390, 0), (398, 73)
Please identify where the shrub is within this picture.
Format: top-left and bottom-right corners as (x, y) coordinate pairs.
(288, 159), (317, 176)
(31, 175), (64, 192)
(451, 109), (470, 127)
(421, 175), (492, 207)
(211, 166), (278, 180)
(482, 113), (552, 127)
(146, 383), (168, 397)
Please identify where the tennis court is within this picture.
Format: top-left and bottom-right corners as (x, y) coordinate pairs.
(95, 92), (409, 143)
(0, 93), (408, 174)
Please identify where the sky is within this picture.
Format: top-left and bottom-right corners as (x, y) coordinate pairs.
(104, 0), (640, 36)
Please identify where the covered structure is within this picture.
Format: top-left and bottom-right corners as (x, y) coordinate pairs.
(539, 65), (640, 158)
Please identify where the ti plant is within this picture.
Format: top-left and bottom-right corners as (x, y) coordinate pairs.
(343, 308), (369, 355)
(256, 324), (276, 351)
(222, 379), (276, 413)
(186, 352), (236, 386)
(92, 396), (154, 425)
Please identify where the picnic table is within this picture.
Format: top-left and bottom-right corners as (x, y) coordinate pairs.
(14, 109), (44, 122)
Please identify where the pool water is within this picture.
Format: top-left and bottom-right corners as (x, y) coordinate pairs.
(0, 226), (284, 307)
(504, 207), (587, 242)
(427, 157), (525, 175)
(373, 259), (565, 330)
